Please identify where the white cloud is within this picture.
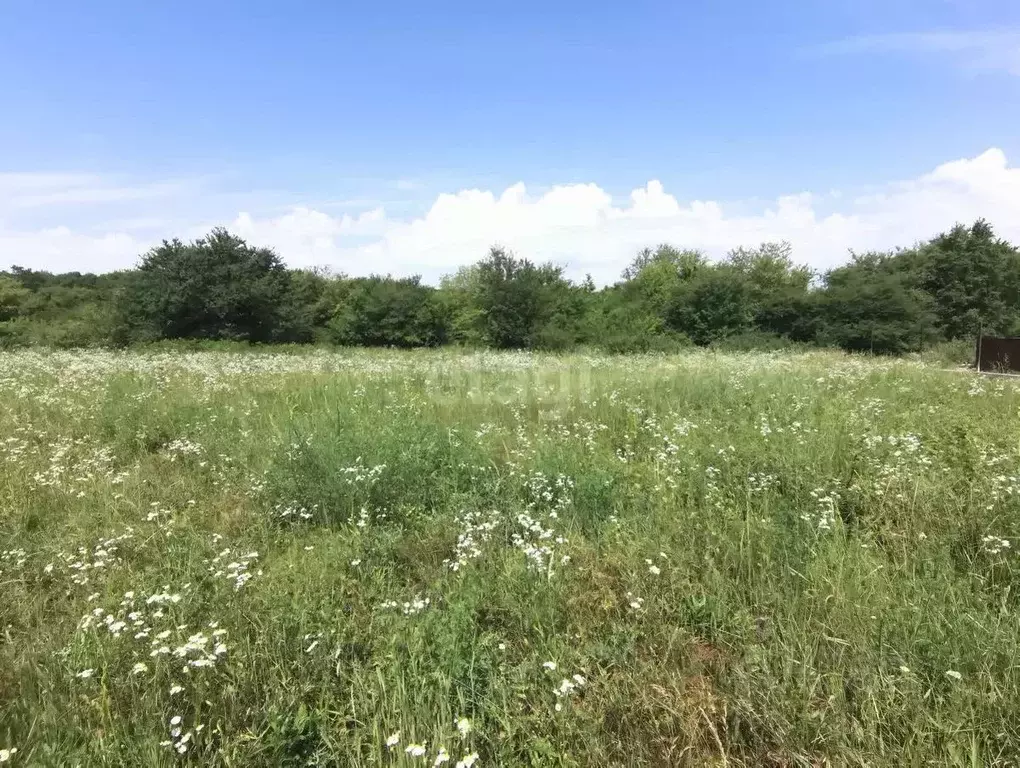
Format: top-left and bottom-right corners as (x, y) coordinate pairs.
(3, 148), (1020, 284)
(0, 226), (143, 274)
(813, 30), (1020, 76)
(0, 172), (196, 209)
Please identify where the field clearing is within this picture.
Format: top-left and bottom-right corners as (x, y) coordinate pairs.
(2, 347), (1020, 767)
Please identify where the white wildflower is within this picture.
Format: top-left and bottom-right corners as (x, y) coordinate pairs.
(405, 743), (427, 758)
(455, 718), (471, 737)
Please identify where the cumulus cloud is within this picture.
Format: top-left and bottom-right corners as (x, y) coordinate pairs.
(3, 148), (1020, 284)
(0, 226), (144, 274)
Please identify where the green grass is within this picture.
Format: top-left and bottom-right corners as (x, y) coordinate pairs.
(1, 347), (1019, 766)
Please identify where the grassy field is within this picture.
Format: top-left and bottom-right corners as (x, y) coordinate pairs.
(1, 347), (1019, 767)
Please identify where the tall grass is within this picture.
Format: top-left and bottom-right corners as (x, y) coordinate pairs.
(1, 347), (1018, 766)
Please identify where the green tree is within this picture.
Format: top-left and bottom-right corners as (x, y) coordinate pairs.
(621, 244), (705, 316)
(116, 229), (292, 343)
(817, 253), (936, 354)
(909, 220), (1020, 339)
(0, 276), (31, 321)
(473, 247), (569, 349)
(277, 267), (334, 343)
(724, 241), (815, 340)
(589, 245), (705, 350)
(436, 265), (486, 346)
(327, 275), (445, 347)
(666, 266), (753, 345)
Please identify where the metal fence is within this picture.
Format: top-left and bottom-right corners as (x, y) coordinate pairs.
(976, 335), (1020, 373)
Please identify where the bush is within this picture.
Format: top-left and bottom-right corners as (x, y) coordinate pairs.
(710, 329), (810, 352)
(601, 329), (691, 354)
(530, 323), (576, 351)
(115, 229), (292, 343)
(326, 276), (446, 348)
(0, 320), (28, 348)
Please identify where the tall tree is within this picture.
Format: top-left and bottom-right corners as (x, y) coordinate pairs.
(725, 241), (814, 339)
(909, 220), (1020, 339)
(116, 229), (292, 343)
(817, 253), (937, 354)
(666, 265), (753, 345)
(437, 265), (486, 346)
(473, 247), (569, 349)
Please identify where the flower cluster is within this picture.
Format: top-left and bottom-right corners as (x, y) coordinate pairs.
(541, 661), (587, 712)
(981, 535), (1011, 556)
(160, 715), (206, 755)
(339, 457), (387, 486)
(75, 583), (233, 757)
(29, 436), (129, 496)
(53, 530), (135, 587)
(746, 472), (778, 494)
(443, 509), (502, 572)
(379, 595), (431, 616)
(511, 511), (569, 574)
(162, 437), (205, 462)
(275, 500), (317, 523)
(0, 548), (28, 579)
(804, 484), (841, 532)
(382, 718), (478, 765)
(208, 548), (261, 590)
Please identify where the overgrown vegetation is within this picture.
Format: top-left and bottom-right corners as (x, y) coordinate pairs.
(3, 219), (1018, 354)
(2, 348), (1020, 765)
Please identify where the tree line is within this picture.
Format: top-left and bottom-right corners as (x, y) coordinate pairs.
(1, 219), (1018, 354)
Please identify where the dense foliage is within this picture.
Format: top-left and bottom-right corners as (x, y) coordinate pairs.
(115, 229), (293, 344)
(3, 219), (1018, 354)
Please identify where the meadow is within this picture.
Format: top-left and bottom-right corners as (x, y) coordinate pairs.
(1, 347), (1019, 767)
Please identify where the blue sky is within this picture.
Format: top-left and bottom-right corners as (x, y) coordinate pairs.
(2, 0), (1019, 281)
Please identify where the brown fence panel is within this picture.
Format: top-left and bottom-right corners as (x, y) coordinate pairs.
(978, 336), (1020, 373)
